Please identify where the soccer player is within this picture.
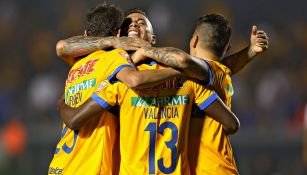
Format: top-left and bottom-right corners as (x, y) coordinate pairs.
(49, 4), (189, 175)
(132, 14), (269, 174)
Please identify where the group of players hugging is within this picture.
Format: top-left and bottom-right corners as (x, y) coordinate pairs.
(48, 3), (269, 175)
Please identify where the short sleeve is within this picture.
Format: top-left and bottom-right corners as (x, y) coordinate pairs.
(191, 81), (219, 111)
(199, 60), (214, 87)
(91, 81), (120, 110)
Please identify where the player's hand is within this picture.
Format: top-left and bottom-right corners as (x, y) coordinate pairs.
(249, 25), (269, 55)
(131, 48), (147, 64)
(112, 37), (150, 51)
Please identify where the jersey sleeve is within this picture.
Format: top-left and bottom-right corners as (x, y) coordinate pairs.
(198, 60), (214, 87)
(207, 61), (221, 89)
(191, 81), (219, 111)
(90, 81), (128, 110)
(104, 48), (136, 84)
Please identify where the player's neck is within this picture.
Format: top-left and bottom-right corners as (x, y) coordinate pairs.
(195, 48), (219, 61)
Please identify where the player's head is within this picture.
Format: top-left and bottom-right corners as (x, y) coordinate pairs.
(120, 9), (156, 45)
(190, 14), (231, 58)
(85, 3), (124, 37)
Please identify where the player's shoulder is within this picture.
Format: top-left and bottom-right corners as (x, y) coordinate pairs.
(108, 48), (129, 59)
(75, 50), (106, 64)
(89, 50), (106, 56)
(184, 77), (206, 90)
(96, 80), (128, 93)
(71, 51), (103, 68)
(89, 49), (130, 64)
(206, 60), (231, 75)
(91, 49), (127, 58)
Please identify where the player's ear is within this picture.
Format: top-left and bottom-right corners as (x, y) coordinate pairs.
(192, 35), (198, 48)
(84, 30), (88, 36)
(150, 34), (156, 45)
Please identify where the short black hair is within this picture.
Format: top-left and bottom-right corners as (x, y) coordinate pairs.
(195, 14), (231, 57)
(125, 8), (148, 18)
(85, 3), (124, 37)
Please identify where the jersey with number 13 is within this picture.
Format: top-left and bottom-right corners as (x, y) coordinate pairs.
(92, 63), (219, 175)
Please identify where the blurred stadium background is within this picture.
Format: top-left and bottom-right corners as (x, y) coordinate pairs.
(0, 0), (306, 174)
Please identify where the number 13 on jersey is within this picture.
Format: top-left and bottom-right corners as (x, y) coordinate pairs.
(145, 121), (178, 174)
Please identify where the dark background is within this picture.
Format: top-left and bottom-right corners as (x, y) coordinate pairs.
(0, 0), (306, 174)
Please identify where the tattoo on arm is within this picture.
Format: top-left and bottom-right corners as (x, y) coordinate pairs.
(143, 47), (184, 69)
(143, 47), (210, 81)
(61, 36), (112, 58)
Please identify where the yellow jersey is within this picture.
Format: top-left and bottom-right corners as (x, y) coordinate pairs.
(189, 60), (237, 175)
(92, 62), (219, 175)
(48, 49), (133, 175)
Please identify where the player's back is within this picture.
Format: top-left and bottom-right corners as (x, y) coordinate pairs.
(189, 60), (238, 175)
(49, 49), (133, 175)
(93, 61), (218, 175)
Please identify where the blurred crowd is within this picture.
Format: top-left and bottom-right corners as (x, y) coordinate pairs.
(0, 0), (306, 174)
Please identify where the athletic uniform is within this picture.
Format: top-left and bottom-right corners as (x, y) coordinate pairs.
(189, 60), (237, 175)
(49, 49), (133, 175)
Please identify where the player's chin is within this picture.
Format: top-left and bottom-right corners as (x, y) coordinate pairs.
(127, 34), (141, 39)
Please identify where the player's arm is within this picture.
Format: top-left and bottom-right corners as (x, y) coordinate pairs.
(56, 36), (150, 66)
(131, 47), (211, 83)
(116, 67), (181, 89)
(57, 96), (103, 130)
(221, 25), (269, 75)
(194, 83), (239, 134)
(57, 82), (120, 129)
(203, 97), (240, 134)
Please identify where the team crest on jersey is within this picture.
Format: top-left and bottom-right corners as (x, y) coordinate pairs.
(226, 84), (234, 95)
(96, 81), (108, 92)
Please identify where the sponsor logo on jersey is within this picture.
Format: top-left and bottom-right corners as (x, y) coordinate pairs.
(66, 58), (99, 85)
(67, 91), (83, 106)
(48, 167), (64, 175)
(131, 95), (189, 107)
(138, 77), (184, 91)
(226, 84), (234, 95)
(66, 78), (96, 95)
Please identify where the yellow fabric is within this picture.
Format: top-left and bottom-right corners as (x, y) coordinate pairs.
(48, 49), (132, 175)
(93, 62), (218, 175)
(189, 60), (238, 175)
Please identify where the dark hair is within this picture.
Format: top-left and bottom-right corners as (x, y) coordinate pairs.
(85, 3), (124, 37)
(195, 14), (231, 57)
(125, 8), (148, 18)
